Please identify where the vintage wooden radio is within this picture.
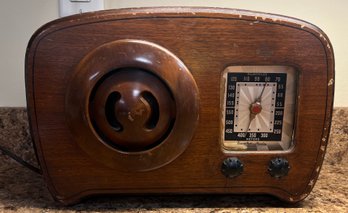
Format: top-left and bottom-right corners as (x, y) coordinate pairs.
(26, 7), (334, 204)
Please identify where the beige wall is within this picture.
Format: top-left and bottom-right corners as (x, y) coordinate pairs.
(1, 0), (347, 106)
(0, 0), (58, 107)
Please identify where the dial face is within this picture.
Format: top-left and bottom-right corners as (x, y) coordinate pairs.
(221, 66), (297, 151)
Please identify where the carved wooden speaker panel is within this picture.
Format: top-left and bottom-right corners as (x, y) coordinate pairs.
(26, 7), (334, 204)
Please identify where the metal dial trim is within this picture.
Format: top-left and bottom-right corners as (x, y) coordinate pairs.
(221, 65), (297, 152)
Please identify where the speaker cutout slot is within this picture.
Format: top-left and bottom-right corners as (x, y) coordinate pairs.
(105, 91), (123, 132)
(141, 91), (160, 129)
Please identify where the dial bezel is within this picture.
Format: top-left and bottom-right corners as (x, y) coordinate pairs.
(221, 65), (298, 152)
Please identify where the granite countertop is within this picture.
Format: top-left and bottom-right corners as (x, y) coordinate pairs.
(0, 107), (347, 212)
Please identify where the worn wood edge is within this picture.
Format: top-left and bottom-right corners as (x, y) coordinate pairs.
(27, 7), (334, 53)
(297, 27), (335, 203)
(25, 7), (335, 204)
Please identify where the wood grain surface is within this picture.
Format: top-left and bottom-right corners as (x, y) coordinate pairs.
(25, 7), (334, 204)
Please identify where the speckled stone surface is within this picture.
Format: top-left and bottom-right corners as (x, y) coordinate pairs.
(0, 107), (347, 212)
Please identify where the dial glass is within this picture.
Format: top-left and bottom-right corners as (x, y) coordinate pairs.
(221, 66), (297, 151)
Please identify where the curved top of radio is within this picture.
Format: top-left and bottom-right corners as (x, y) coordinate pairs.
(27, 7), (333, 54)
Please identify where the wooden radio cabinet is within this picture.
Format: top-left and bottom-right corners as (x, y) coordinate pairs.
(25, 7), (334, 204)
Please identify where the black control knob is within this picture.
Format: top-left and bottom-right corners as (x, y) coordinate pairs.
(221, 157), (243, 178)
(268, 157), (290, 178)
